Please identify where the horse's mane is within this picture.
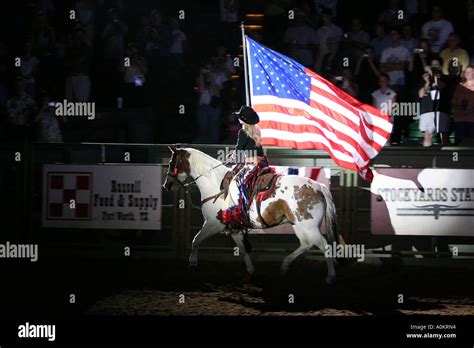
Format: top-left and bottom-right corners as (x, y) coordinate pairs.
(185, 148), (230, 180)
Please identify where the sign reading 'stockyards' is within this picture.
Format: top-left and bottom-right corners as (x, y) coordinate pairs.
(0, 242), (38, 262)
(371, 168), (474, 236)
(42, 164), (162, 229)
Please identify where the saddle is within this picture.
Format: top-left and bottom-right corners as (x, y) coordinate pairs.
(203, 165), (282, 229)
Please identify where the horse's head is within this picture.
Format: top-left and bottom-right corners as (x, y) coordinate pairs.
(163, 146), (192, 191)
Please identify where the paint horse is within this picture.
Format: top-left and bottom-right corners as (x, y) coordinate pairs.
(163, 147), (342, 283)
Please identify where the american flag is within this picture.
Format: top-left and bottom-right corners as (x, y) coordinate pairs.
(246, 36), (393, 182)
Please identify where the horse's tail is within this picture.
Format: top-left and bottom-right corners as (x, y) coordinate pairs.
(319, 183), (342, 246)
(320, 183), (352, 266)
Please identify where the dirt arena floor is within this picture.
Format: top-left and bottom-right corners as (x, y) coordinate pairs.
(4, 256), (474, 318)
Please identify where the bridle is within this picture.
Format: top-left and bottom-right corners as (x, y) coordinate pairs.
(166, 152), (234, 209)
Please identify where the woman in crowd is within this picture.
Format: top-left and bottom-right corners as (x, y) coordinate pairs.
(418, 57), (451, 146)
(452, 65), (474, 144)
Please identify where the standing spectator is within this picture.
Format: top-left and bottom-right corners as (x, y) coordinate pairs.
(372, 73), (397, 111)
(452, 65), (474, 144)
(65, 27), (92, 102)
(333, 68), (358, 97)
(169, 18), (187, 68)
(345, 18), (370, 70)
(6, 78), (37, 126)
(370, 23), (391, 60)
(263, 0), (291, 49)
(31, 12), (56, 58)
(34, 90), (62, 143)
(355, 47), (380, 104)
(347, 18), (370, 46)
(378, 0), (408, 29)
(120, 43), (147, 108)
(75, 0), (97, 41)
(195, 62), (222, 144)
(31, 11), (56, 91)
(283, 9), (319, 68)
(101, 8), (127, 106)
(372, 73), (397, 144)
(418, 57), (451, 146)
(408, 39), (435, 99)
(219, 0), (239, 52)
(314, 0), (338, 17)
(315, 8), (343, 71)
(421, 6), (454, 54)
(380, 29), (410, 98)
(439, 33), (470, 76)
(18, 41), (40, 98)
(400, 24), (419, 53)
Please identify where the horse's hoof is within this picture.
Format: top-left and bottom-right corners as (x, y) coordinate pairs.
(325, 276), (336, 285)
(243, 272), (253, 283)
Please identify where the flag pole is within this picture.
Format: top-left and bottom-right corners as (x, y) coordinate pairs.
(241, 22), (251, 107)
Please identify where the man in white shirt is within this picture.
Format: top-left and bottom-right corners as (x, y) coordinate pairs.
(315, 8), (343, 70)
(421, 6), (454, 54)
(380, 29), (410, 96)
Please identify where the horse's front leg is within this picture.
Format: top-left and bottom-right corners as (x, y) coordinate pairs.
(231, 230), (255, 274)
(189, 220), (222, 267)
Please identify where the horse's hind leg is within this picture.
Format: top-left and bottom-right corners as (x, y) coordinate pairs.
(281, 224), (312, 274)
(311, 228), (336, 284)
(231, 231), (255, 274)
(189, 220), (222, 267)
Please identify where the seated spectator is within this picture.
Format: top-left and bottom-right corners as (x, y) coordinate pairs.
(120, 43), (147, 108)
(355, 47), (380, 104)
(452, 65), (474, 144)
(18, 41), (40, 98)
(418, 57), (451, 146)
(380, 29), (410, 97)
(65, 26), (92, 102)
(34, 90), (62, 143)
(7, 78), (37, 126)
(439, 33), (470, 76)
(421, 6), (454, 54)
(316, 8), (343, 70)
(370, 23), (391, 60)
(283, 9), (318, 68)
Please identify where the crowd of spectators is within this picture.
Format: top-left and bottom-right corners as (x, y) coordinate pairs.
(274, 0), (474, 146)
(0, 0), (473, 147)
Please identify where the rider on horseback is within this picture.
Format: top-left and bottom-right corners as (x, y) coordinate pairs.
(217, 106), (272, 229)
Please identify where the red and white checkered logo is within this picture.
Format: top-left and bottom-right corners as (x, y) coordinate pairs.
(47, 172), (93, 220)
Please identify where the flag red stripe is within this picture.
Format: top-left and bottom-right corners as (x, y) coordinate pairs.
(309, 84), (392, 140)
(254, 104), (372, 162)
(261, 137), (359, 171)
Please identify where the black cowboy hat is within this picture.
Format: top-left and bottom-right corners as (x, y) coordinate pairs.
(232, 106), (259, 125)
